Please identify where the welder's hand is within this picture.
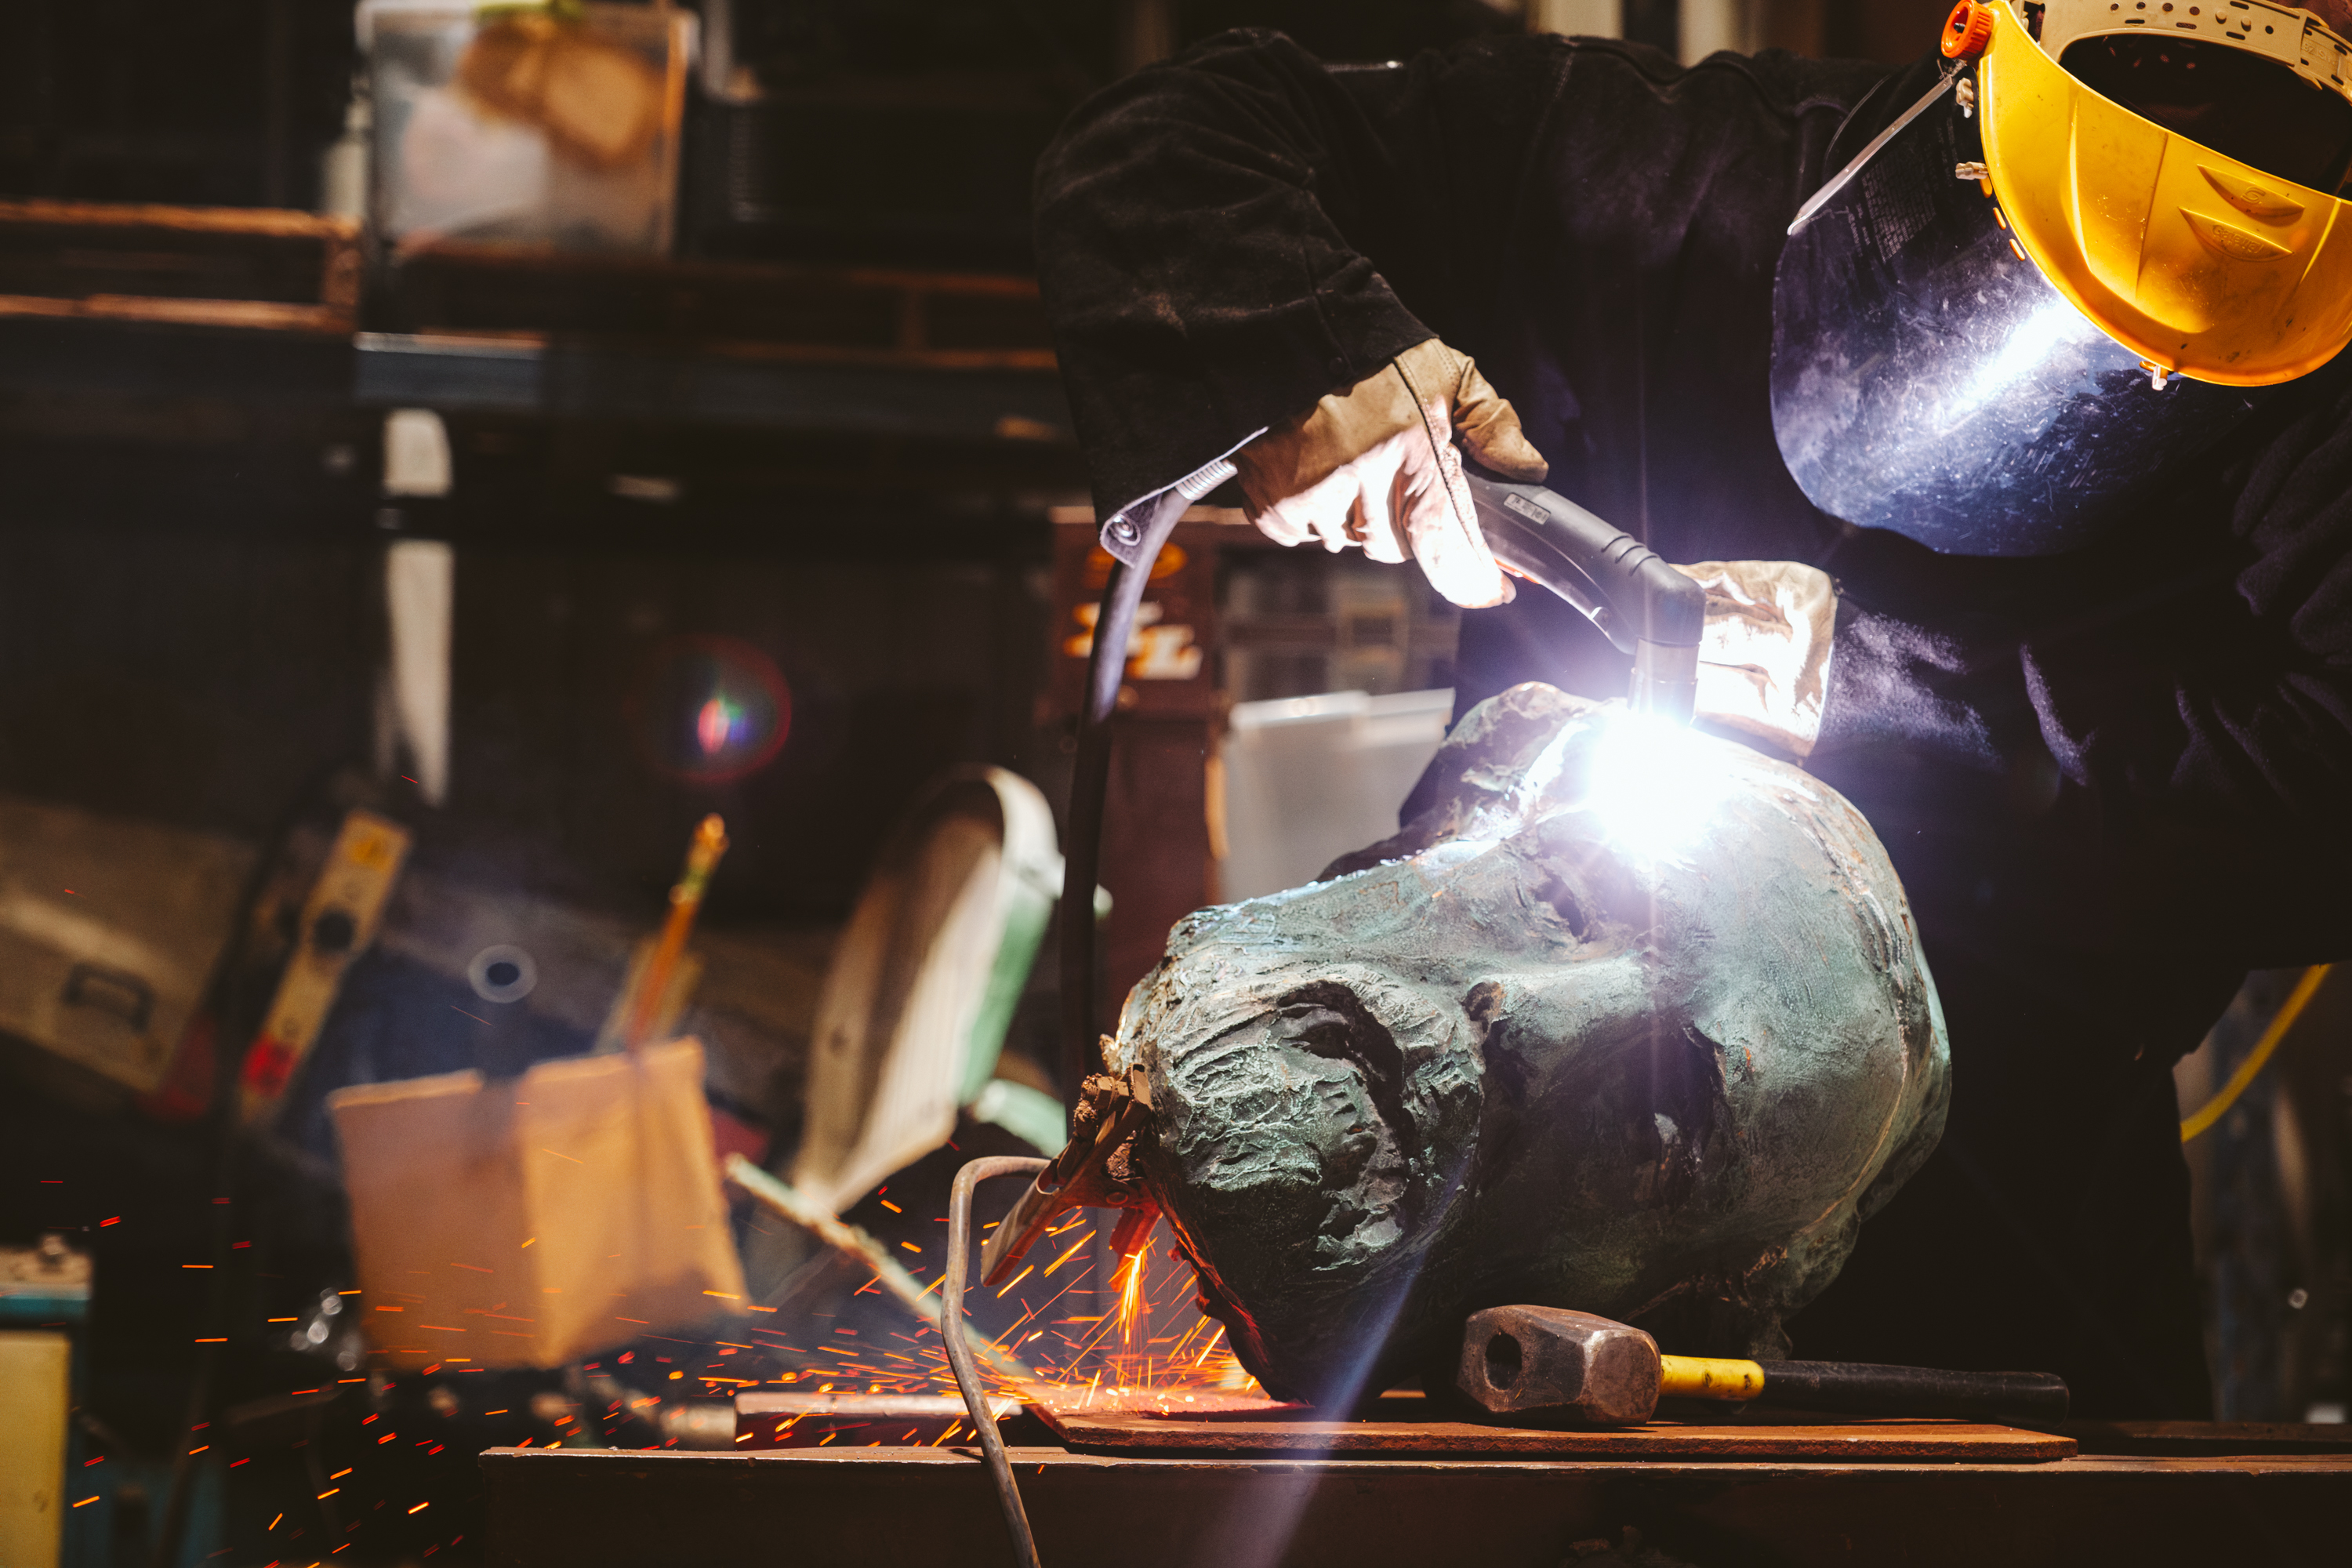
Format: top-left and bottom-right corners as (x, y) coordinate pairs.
(1674, 560), (1838, 760)
(1235, 339), (1549, 608)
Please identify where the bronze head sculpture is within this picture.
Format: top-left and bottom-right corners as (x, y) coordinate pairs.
(1109, 684), (1949, 1405)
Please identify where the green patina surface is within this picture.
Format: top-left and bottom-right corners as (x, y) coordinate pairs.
(1106, 685), (1950, 1405)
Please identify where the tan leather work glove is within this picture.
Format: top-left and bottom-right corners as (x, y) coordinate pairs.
(1674, 561), (1838, 760)
(1234, 339), (1550, 608)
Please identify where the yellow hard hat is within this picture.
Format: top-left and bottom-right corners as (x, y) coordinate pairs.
(1945, 0), (2352, 385)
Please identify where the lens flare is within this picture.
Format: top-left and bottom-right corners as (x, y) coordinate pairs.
(633, 637), (790, 784)
(1585, 710), (1735, 861)
(695, 695), (743, 757)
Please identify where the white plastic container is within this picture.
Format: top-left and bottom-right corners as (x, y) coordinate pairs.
(359, 0), (694, 254)
(1215, 688), (1456, 902)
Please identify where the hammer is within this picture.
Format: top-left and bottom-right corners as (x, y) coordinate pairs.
(1457, 1305), (2069, 1426)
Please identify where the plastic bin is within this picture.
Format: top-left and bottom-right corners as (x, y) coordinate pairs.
(360, 0), (694, 255)
(1215, 688), (1456, 902)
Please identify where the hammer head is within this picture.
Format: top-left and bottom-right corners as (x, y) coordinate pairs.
(1456, 1305), (1662, 1425)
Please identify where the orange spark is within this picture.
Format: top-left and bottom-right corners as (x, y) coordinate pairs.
(1115, 1249), (1146, 1348)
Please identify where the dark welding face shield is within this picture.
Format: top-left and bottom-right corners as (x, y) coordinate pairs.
(1771, 1), (2352, 556)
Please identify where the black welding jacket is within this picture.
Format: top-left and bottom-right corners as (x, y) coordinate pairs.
(1034, 29), (2352, 1416)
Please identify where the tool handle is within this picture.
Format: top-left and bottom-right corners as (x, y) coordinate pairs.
(624, 814), (728, 1051)
(1465, 474), (1705, 655)
(1759, 1361), (2071, 1425)
(1657, 1355), (1766, 1402)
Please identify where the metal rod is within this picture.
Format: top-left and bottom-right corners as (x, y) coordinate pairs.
(724, 1154), (1039, 1386)
(946, 1156), (1051, 1568)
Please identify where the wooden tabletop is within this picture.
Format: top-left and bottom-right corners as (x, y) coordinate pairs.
(480, 1425), (2352, 1568)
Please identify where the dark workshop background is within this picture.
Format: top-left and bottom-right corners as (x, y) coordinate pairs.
(0, 5), (2342, 1568)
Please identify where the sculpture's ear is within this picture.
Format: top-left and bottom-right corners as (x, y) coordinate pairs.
(1320, 684), (1598, 882)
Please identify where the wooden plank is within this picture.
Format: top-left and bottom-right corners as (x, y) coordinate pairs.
(1035, 1405), (2075, 1462)
(0, 198), (357, 241)
(478, 1444), (2352, 1568)
(0, 295), (350, 335)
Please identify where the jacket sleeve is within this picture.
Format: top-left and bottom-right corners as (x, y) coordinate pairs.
(2121, 374), (2352, 959)
(1814, 370), (2352, 966)
(1033, 29), (1559, 518)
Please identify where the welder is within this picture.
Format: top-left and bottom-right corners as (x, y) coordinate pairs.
(1031, 1), (2352, 1416)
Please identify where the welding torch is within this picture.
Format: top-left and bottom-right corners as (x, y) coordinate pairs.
(1054, 456), (1705, 1108)
(1463, 471), (1705, 728)
(1022, 464), (1711, 1337)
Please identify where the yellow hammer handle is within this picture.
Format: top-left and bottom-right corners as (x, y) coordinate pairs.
(1657, 1355), (1766, 1401)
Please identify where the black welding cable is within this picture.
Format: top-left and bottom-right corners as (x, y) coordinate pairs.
(1056, 529), (1158, 1101)
(1056, 459), (1236, 1101)
(945, 1155), (1050, 1568)
(1056, 559), (1123, 1102)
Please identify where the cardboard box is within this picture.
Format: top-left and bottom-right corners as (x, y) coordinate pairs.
(331, 1039), (745, 1369)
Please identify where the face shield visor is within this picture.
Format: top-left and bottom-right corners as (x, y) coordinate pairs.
(1771, 1), (2352, 556)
